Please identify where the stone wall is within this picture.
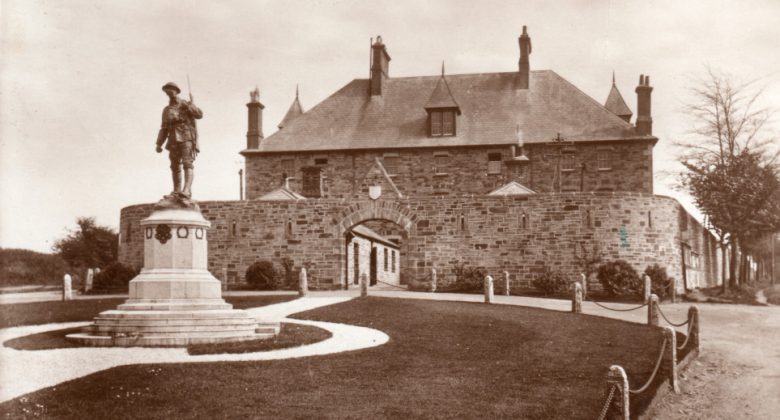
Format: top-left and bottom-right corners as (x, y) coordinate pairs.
(119, 191), (717, 292)
(244, 140), (654, 199)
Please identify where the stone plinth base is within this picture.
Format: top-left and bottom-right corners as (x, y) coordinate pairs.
(66, 205), (279, 347)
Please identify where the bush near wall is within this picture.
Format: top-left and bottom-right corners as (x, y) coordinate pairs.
(89, 262), (138, 294)
(532, 267), (571, 296)
(245, 261), (279, 290)
(644, 264), (673, 300)
(597, 260), (642, 297)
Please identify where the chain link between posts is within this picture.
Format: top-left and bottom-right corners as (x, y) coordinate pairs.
(596, 384), (617, 420)
(628, 336), (668, 395)
(655, 303), (690, 327)
(589, 299), (649, 312)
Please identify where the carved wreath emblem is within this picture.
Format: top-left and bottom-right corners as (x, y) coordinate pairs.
(155, 224), (172, 244)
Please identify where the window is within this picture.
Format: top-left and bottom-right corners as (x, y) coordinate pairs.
(561, 152), (576, 171)
(384, 248), (388, 271)
(285, 218), (293, 238)
(442, 111), (455, 135)
(231, 220), (238, 237)
(430, 111), (456, 137)
(597, 150), (611, 170)
(383, 155), (400, 175)
(281, 159), (295, 179)
(430, 112), (442, 136)
(301, 166), (322, 197)
(521, 212), (528, 229)
(391, 250), (396, 273)
(488, 153), (502, 174)
(434, 153), (449, 175)
(314, 158), (328, 165)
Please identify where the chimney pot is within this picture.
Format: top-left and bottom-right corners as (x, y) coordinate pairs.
(518, 25), (532, 89)
(635, 74), (653, 136)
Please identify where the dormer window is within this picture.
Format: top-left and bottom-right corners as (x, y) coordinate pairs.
(430, 110), (456, 137)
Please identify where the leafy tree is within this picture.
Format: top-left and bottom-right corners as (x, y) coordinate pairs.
(52, 217), (118, 274)
(677, 68), (779, 289)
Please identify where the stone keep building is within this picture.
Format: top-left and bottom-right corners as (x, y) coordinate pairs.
(120, 27), (721, 292)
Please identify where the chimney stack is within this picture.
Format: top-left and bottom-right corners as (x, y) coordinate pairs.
(246, 87), (264, 149)
(635, 75), (653, 136)
(518, 26), (532, 89)
(370, 36), (391, 96)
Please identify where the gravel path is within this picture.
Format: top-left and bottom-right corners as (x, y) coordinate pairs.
(0, 296), (388, 402)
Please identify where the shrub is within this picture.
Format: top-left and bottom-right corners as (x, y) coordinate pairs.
(644, 264), (673, 300)
(245, 261), (278, 290)
(450, 262), (487, 293)
(532, 267), (571, 295)
(92, 262), (137, 291)
(0, 248), (68, 287)
(597, 260), (642, 297)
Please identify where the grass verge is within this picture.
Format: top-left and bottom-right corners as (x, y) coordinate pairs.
(1, 297), (675, 419)
(187, 323), (331, 355)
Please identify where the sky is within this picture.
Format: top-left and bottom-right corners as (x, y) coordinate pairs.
(2, 0), (779, 253)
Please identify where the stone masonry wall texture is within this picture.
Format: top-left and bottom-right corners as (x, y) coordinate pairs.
(244, 140), (654, 200)
(119, 192), (718, 292)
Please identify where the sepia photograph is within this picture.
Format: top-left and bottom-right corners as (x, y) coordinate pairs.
(1, 0), (779, 418)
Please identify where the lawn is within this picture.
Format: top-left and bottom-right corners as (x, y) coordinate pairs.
(0, 295), (297, 328)
(0, 297), (677, 419)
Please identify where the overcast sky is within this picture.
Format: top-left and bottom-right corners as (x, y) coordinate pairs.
(2, 0), (779, 253)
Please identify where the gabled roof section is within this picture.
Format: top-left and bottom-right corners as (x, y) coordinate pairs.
(488, 181), (536, 196)
(424, 72), (461, 113)
(278, 86), (304, 129)
(258, 186), (306, 201)
(604, 74), (633, 120)
(249, 70), (645, 154)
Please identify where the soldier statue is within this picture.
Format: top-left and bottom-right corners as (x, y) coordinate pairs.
(156, 82), (203, 200)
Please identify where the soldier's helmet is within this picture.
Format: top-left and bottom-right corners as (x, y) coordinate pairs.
(161, 82), (181, 94)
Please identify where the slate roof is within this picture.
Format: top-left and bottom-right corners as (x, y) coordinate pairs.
(424, 75), (461, 112)
(350, 225), (399, 248)
(248, 70), (647, 154)
(278, 89), (304, 129)
(604, 79), (633, 119)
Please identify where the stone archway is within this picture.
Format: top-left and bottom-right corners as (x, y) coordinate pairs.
(334, 200), (419, 289)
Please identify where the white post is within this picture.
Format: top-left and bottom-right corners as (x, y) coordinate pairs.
(648, 294), (659, 326)
(62, 274), (73, 301)
(360, 273), (368, 297)
(298, 267), (308, 297)
(504, 271), (510, 296)
(484, 275), (494, 304)
(643, 273), (652, 303)
(430, 267), (437, 293)
(663, 326), (680, 394)
(607, 365), (630, 420)
(85, 268), (94, 293)
(572, 282), (582, 313)
(580, 273), (587, 298)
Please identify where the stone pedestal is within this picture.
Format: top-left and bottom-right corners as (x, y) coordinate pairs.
(67, 207), (278, 347)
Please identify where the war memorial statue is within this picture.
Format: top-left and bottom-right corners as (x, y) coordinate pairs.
(65, 83), (277, 347)
(156, 82), (203, 204)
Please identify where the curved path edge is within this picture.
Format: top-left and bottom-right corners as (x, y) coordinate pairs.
(0, 296), (389, 403)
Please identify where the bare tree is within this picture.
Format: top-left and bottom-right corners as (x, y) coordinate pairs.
(677, 67), (779, 290)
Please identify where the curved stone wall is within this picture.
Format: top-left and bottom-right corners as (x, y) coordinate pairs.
(119, 192), (720, 291)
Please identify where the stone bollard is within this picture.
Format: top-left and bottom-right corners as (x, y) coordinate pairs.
(643, 274), (652, 304)
(62, 274), (73, 301)
(689, 306), (700, 352)
(484, 275), (494, 304)
(430, 268), (437, 293)
(572, 282), (582, 313)
(360, 273), (368, 297)
(298, 268), (308, 297)
(663, 326), (680, 393)
(580, 273), (587, 298)
(85, 268), (94, 293)
(606, 365), (630, 420)
(648, 294), (659, 326)
(504, 271), (511, 296)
